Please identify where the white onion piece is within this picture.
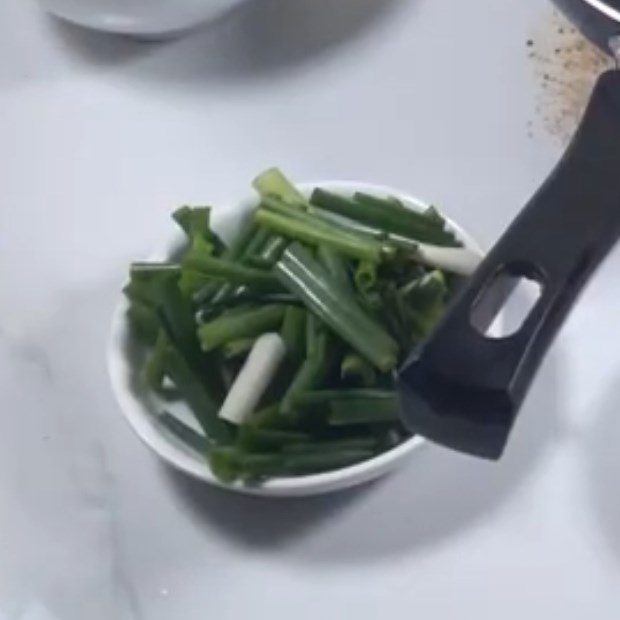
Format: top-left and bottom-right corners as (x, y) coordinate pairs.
(218, 332), (287, 425)
(416, 244), (482, 276)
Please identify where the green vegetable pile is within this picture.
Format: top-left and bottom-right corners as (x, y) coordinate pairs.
(124, 169), (463, 484)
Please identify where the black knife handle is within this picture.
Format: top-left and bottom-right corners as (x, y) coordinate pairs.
(399, 70), (620, 459)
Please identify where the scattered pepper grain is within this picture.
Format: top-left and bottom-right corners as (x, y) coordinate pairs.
(527, 9), (612, 143)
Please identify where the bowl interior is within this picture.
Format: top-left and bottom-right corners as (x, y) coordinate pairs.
(108, 181), (482, 497)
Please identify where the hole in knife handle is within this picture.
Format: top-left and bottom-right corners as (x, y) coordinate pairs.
(470, 262), (544, 339)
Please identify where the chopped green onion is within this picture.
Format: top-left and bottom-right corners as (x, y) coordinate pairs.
(317, 246), (354, 293)
(354, 260), (378, 292)
(237, 427), (312, 451)
(198, 305), (287, 352)
(183, 253), (280, 290)
(256, 208), (395, 263)
(221, 338), (256, 360)
(275, 244), (398, 372)
(311, 188), (459, 247)
(280, 306), (307, 362)
(281, 324), (336, 414)
(328, 397), (399, 426)
(282, 437), (378, 454)
(253, 167), (306, 205)
(161, 344), (231, 443)
(145, 330), (169, 390)
(341, 353), (377, 387)
(158, 411), (210, 454)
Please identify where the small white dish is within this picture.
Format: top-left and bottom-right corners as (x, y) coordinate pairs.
(107, 181), (483, 497)
(39, 0), (246, 38)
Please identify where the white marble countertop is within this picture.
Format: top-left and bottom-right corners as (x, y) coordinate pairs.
(2, 1), (620, 618)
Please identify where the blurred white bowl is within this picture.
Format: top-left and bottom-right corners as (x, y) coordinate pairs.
(39, 0), (246, 38)
(107, 181), (483, 497)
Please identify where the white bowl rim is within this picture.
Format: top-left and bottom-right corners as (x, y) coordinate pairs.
(107, 180), (483, 497)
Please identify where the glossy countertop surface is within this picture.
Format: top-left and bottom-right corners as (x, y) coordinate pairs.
(2, 1), (620, 618)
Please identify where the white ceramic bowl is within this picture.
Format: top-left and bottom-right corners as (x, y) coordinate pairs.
(39, 0), (246, 38)
(108, 181), (483, 497)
